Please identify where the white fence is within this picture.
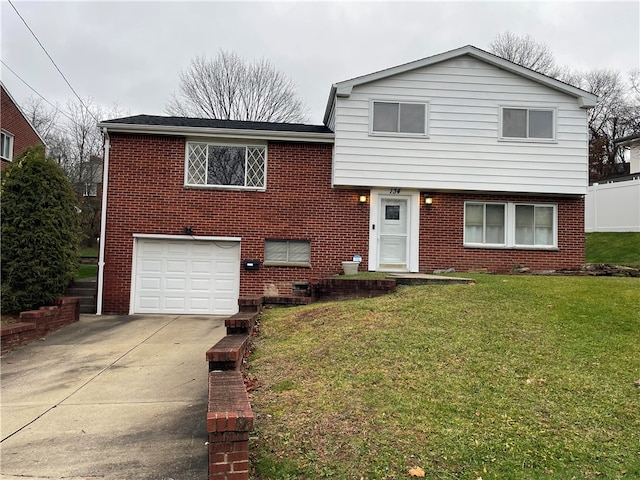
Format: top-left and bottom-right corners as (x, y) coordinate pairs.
(585, 177), (640, 232)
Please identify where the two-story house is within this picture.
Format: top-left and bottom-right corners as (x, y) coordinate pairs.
(1, 82), (46, 168)
(96, 45), (597, 315)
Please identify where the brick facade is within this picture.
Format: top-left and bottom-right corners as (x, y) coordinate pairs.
(102, 134), (369, 314)
(419, 192), (585, 273)
(1, 85), (43, 168)
(102, 133), (585, 314)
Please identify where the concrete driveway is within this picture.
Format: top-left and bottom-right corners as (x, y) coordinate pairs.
(1, 314), (226, 480)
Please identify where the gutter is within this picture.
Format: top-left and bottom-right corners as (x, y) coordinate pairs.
(96, 128), (110, 315)
(96, 122), (335, 143)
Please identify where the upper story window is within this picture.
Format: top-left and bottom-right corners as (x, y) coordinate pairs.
(464, 202), (557, 249)
(501, 107), (555, 141)
(186, 142), (266, 189)
(1, 131), (14, 161)
(371, 101), (427, 136)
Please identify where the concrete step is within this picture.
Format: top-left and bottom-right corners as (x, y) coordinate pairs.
(387, 273), (475, 286)
(263, 296), (313, 306)
(66, 287), (96, 297)
(80, 303), (96, 314)
(70, 279), (97, 289)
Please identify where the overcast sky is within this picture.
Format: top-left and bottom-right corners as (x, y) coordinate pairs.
(2, 0), (639, 125)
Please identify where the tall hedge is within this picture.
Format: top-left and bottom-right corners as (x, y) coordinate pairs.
(1, 145), (80, 313)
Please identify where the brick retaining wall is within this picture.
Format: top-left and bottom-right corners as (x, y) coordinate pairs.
(0, 297), (81, 355)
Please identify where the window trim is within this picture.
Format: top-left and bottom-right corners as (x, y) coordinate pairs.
(184, 140), (267, 191)
(1, 130), (14, 161)
(463, 202), (507, 247)
(369, 100), (429, 138)
(498, 106), (557, 143)
(263, 239), (311, 267)
(464, 201), (558, 250)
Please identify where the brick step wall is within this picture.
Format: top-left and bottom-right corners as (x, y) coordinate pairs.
(206, 298), (262, 480)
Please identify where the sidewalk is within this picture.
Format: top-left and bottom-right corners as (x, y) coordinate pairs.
(1, 314), (226, 480)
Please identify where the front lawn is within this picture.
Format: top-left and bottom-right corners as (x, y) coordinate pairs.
(585, 232), (640, 266)
(249, 275), (640, 479)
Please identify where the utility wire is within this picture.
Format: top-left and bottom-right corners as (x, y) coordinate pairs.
(8, 0), (99, 123)
(1, 60), (76, 125)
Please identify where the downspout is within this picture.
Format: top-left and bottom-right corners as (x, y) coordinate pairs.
(96, 128), (110, 315)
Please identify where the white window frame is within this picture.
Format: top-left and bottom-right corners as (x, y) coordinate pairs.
(463, 202), (507, 247)
(464, 201), (558, 249)
(369, 100), (429, 137)
(1, 130), (14, 161)
(184, 141), (267, 190)
(499, 106), (556, 142)
(264, 239), (311, 267)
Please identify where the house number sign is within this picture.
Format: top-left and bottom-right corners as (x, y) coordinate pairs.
(389, 188), (401, 194)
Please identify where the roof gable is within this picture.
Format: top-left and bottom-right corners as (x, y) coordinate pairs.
(323, 45), (598, 125)
(1, 82), (47, 146)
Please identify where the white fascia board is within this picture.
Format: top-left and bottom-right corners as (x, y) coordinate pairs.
(323, 85), (338, 126)
(330, 45), (598, 109)
(133, 233), (242, 242)
(97, 122), (335, 144)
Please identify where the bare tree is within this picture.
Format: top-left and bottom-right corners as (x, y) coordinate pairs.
(166, 51), (308, 123)
(489, 31), (559, 77)
(22, 96), (59, 138)
(565, 69), (640, 179)
(22, 96), (124, 245)
(489, 32), (640, 181)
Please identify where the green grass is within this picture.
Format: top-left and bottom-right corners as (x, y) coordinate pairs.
(74, 264), (97, 279)
(79, 246), (99, 257)
(249, 275), (640, 479)
(585, 232), (640, 266)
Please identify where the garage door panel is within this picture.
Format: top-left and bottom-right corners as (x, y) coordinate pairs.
(167, 242), (189, 255)
(165, 277), (187, 291)
(138, 296), (161, 309)
(214, 259), (238, 274)
(214, 278), (236, 292)
(191, 261), (213, 274)
(189, 298), (211, 310)
(141, 242), (163, 254)
(214, 298), (237, 312)
(134, 239), (239, 315)
(190, 278), (211, 292)
(166, 260), (187, 273)
(139, 277), (161, 290)
(192, 243), (215, 255)
(140, 260), (162, 273)
(163, 296), (186, 309)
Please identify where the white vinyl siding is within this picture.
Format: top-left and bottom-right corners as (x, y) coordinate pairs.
(464, 202), (557, 248)
(332, 56), (589, 195)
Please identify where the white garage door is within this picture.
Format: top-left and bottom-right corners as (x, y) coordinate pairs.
(133, 238), (240, 315)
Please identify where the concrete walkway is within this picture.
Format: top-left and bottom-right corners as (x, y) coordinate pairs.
(1, 314), (226, 480)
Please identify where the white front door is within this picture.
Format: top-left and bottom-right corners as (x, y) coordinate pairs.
(378, 196), (410, 271)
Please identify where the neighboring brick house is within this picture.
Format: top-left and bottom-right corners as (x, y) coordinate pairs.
(1, 82), (46, 168)
(97, 45), (597, 315)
